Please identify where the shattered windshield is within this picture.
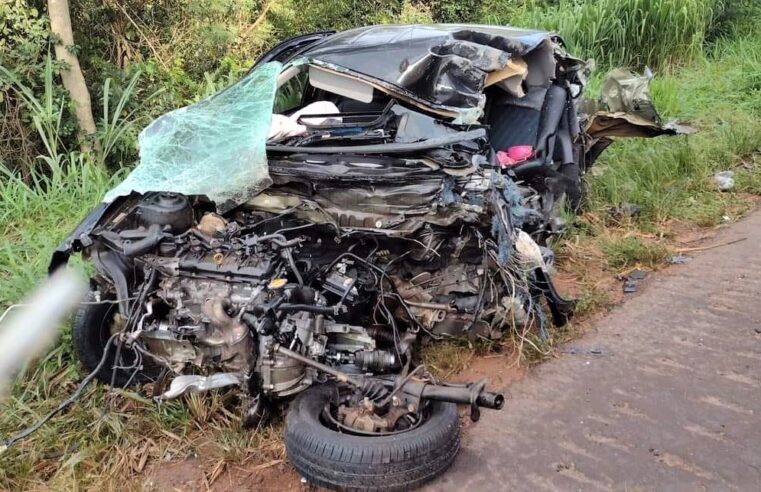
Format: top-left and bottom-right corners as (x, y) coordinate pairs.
(104, 62), (281, 213)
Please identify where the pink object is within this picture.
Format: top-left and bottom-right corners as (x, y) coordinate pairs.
(496, 151), (515, 167)
(497, 145), (534, 168)
(507, 145), (534, 161)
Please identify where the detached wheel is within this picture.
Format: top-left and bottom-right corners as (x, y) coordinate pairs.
(286, 384), (460, 491)
(72, 290), (148, 387)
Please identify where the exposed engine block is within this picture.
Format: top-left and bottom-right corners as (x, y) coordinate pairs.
(142, 276), (262, 373)
(85, 181), (554, 402)
(134, 224), (397, 398)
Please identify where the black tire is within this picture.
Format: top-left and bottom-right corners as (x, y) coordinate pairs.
(72, 290), (146, 387)
(285, 384), (460, 491)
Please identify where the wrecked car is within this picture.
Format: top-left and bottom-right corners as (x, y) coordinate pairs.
(50, 25), (682, 490)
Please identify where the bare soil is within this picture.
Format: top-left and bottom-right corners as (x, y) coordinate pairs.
(146, 456), (302, 491)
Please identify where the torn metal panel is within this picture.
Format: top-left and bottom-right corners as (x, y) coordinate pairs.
(485, 58), (528, 97)
(104, 62), (282, 213)
(391, 105), (468, 143)
(600, 68), (659, 120)
(301, 61), (464, 120)
(586, 112), (695, 138)
(585, 68), (695, 139)
(299, 25), (567, 122)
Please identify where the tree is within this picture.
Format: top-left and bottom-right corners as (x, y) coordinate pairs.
(48, 0), (101, 156)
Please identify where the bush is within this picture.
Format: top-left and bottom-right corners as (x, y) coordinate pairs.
(0, 1), (78, 172)
(2, 0), (743, 178)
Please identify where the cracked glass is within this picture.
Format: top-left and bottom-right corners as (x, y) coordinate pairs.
(104, 62), (281, 212)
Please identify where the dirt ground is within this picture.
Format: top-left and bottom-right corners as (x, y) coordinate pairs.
(145, 458), (302, 491)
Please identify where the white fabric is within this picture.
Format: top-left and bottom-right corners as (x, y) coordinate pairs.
(268, 101), (341, 140)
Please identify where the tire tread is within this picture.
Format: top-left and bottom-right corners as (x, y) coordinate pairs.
(285, 385), (460, 491)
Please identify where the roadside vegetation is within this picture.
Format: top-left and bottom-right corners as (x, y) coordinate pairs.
(1, 0), (760, 488)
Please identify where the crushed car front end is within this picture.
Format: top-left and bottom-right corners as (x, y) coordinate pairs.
(49, 24), (683, 491)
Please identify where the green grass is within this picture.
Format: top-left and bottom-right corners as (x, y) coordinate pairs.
(583, 24), (761, 226)
(420, 340), (477, 379)
(571, 285), (614, 318)
(0, 163), (115, 304)
(600, 236), (670, 270)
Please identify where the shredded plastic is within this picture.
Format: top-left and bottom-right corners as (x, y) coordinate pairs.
(104, 62), (282, 213)
(492, 171), (539, 228)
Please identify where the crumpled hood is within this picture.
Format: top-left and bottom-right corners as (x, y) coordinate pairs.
(299, 24), (576, 121)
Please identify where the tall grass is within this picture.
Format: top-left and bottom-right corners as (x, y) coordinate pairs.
(0, 56), (153, 305)
(0, 54), (153, 175)
(587, 26), (761, 225)
(484, 0), (730, 67)
(0, 57), (66, 173)
(0, 54), (162, 304)
(0, 162), (116, 304)
(99, 72), (162, 165)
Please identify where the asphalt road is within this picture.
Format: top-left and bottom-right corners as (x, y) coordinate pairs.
(428, 211), (761, 491)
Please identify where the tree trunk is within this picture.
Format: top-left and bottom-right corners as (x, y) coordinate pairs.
(48, 0), (101, 156)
